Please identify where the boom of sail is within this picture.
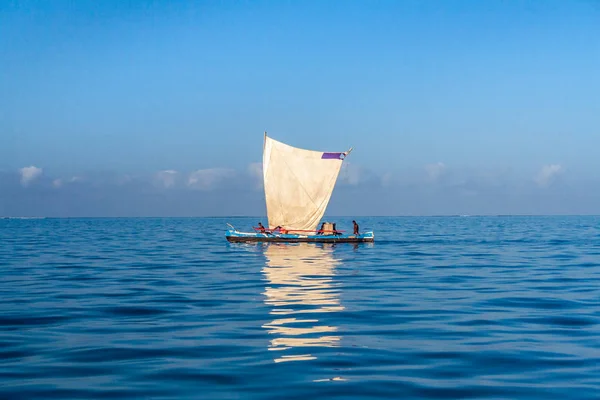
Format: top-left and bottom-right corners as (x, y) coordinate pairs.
(262, 134), (351, 232)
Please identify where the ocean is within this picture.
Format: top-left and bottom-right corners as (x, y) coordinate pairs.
(1, 216), (599, 399)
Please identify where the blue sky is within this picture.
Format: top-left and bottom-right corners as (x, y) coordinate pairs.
(1, 0), (599, 216)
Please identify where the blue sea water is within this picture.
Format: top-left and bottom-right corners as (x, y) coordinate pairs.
(1, 216), (600, 399)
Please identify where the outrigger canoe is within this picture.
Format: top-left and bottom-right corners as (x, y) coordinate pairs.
(226, 224), (374, 243)
(225, 132), (375, 244)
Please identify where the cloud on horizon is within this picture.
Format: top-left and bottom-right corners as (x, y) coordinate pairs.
(535, 164), (563, 188)
(155, 170), (178, 188)
(52, 176), (85, 188)
(19, 166), (43, 187)
(247, 162), (263, 189)
(425, 162), (447, 182)
(2, 162), (598, 217)
(187, 168), (236, 190)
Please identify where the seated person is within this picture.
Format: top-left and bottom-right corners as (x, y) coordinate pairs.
(333, 223), (341, 235)
(273, 225), (288, 234)
(317, 222), (325, 235)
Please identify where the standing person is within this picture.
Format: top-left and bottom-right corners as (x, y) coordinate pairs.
(352, 220), (359, 235)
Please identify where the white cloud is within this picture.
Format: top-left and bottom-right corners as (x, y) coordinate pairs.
(425, 162), (446, 181)
(247, 163), (263, 189)
(187, 168), (235, 190)
(247, 163), (262, 180)
(113, 174), (134, 186)
(340, 162), (362, 185)
(535, 164), (563, 187)
(155, 170), (178, 188)
(380, 172), (393, 187)
(52, 176), (85, 189)
(19, 166), (43, 186)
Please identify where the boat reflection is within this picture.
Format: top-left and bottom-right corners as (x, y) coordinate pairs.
(262, 243), (344, 363)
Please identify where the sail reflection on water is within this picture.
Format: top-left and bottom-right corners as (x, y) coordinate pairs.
(262, 243), (344, 363)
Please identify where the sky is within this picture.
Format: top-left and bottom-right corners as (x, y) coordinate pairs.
(1, 0), (599, 217)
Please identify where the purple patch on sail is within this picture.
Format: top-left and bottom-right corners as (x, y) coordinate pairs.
(321, 152), (343, 159)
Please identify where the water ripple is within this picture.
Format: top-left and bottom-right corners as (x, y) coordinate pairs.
(1, 216), (600, 399)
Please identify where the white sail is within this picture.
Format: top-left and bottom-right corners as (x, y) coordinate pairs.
(262, 134), (349, 231)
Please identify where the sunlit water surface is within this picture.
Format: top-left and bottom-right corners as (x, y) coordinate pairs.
(1, 216), (599, 399)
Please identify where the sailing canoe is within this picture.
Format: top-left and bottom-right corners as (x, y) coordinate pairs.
(225, 133), (374, 243)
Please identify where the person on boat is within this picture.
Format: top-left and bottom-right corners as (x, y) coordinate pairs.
(317, 222), (325, 235)
(266, 225), (286, 234)
(333, 223), (340, 235)
(257, 222), (266, 233)
(352, 220), (359, 235)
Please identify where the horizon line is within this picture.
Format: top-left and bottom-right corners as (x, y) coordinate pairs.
(2, 214), (600, 219)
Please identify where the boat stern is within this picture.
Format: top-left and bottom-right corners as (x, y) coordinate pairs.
(360, 231), (375, 242)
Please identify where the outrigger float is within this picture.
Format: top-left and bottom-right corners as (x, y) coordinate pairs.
(226, 133), (374, 243)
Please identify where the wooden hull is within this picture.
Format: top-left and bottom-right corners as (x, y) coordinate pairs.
(225, 229), (374, 243)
